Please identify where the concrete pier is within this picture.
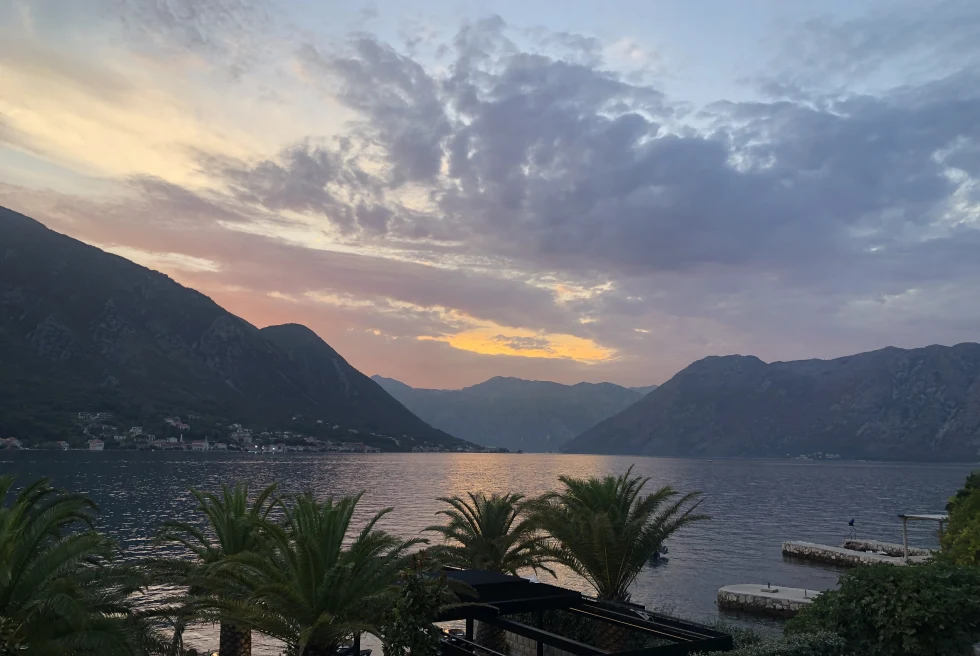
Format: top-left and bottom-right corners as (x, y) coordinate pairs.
(841, 539), (932, 558)
(782, 541), (931, 566)
(717, 584), (819, 617)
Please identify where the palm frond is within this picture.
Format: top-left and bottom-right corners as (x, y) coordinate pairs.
(425, 492), (553, 577)
(0, 477), (164, 654)
(531, 468), (707, 601)
(214, 489), (418, 653)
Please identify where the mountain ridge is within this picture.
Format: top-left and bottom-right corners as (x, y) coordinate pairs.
(371, 375), (656, 451)
(564, 344), (980, 461)
(0, 205), (468, 449)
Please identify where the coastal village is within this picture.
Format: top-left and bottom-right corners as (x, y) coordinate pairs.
(0, 411), (500, 454)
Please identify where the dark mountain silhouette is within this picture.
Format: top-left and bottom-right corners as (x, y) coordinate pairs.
(0, 205), (468, 449)
(371, 375), (652, 452)
(564, 346), (980, 461)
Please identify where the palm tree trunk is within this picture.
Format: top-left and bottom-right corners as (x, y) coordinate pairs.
(219, 621), (252, 656)
(476, 620), (509, 655)
(593, 620), (630, 653)
(592, 599), (634, 653)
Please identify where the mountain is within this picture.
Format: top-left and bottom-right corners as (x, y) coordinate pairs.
(371, 375), (651, 452)
(0, 205), (469, 450)
(629, 385), (660, 396)
(564, 345), (980, 462)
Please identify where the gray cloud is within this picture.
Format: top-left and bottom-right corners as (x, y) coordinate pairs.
(488, 335), (553, 352)
(6, 7), (980, 388)
(182, 13), (980, 384)
(300, 37), (452, 186)
(277, 18), (977, 287)
(110, 0), (275, 78)
(221, 142), (362, 232)
(767, 0), (980, 92)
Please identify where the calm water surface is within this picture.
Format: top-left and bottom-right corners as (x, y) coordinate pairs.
(1, 452), (972, 654)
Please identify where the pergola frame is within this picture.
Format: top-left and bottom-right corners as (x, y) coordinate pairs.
(898, 513), (948, 560)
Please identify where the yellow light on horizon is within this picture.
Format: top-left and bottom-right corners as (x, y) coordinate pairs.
(420, 326), (614, 363)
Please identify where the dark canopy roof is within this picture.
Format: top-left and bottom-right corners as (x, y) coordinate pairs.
(438, 569), (582, 621)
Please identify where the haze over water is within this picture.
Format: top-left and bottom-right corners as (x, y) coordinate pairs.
(1, 452), (971, 654)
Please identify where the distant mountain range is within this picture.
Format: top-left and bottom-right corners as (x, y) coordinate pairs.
(565, 346), (980, 462)
(0, 206), (470, 450)
(7, 206), (977, 462)
(372, 375), (656, 452)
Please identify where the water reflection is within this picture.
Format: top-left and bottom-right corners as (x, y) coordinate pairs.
(0, 452), (970, 654)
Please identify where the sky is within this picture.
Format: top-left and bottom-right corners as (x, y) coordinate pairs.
(1, 0), (978, 389)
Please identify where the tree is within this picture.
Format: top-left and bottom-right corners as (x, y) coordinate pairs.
(157, 483), (279, 656)
(946, 470), (980, 512)
(0, 476), (163, 654)
(941, 470), (980, 566)
(530, 467), (707, 602)
(222, 491), (422, 656)
(425, 492), (551, 652)
(788, 562), (980, 656)
(424, 492), (553, 575)
(381, 553), (461, 656)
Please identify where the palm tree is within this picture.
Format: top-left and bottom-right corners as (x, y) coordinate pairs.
(157, 483), (278, 656)
(0, 476), (163, 654)
(531, 467), (707, 603)
(425, 492), (552, 652)
(424, 492), (553, 575)
(222, 491), (422, 656)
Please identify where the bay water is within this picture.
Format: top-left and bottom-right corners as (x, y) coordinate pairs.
(1, 452), (972, 654)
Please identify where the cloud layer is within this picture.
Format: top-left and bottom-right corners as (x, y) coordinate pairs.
(1, 0), (978, 388)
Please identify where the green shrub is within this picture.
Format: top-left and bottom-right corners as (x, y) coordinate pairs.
(382, 555), (460, 656)
(946, 470), (980, 512)
(787, 562), (980, 656)
(699, 631), (848, 656)
(701, 620), (767, 651)
(941, 470), (980, 566)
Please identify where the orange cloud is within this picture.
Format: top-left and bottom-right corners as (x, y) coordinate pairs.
(420, 324), (614, 363)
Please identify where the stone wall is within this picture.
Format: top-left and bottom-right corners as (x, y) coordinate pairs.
(716, 588), (815, 618)
(781, 541), (927, 566)
(841, 539), (932, 557)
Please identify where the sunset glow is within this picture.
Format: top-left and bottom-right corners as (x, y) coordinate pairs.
(1, 0), (978, 389)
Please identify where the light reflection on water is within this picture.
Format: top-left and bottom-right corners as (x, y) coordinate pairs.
(1, 452), (971, 655)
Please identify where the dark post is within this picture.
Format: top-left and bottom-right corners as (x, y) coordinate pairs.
(535, 610), (545, 656)
(465, 618), (473, 641)
(354, 632), (361, 655)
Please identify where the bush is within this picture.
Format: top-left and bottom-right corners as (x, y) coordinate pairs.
(704, 620), (766, 650)
(787, 562), (980, 656)
(946, 471), (980, 512)
(382, 555), (458, 656)
(700, 632), (848, 656)
(941, 470), (980, 566)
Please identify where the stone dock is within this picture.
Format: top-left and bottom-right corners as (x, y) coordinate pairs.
(841, 539), (933, 558)
(782, 541), (931, 566)
(717, 584), (819, 617)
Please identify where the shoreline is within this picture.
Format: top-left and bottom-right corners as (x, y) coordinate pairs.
(3, 449), (976, 466)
